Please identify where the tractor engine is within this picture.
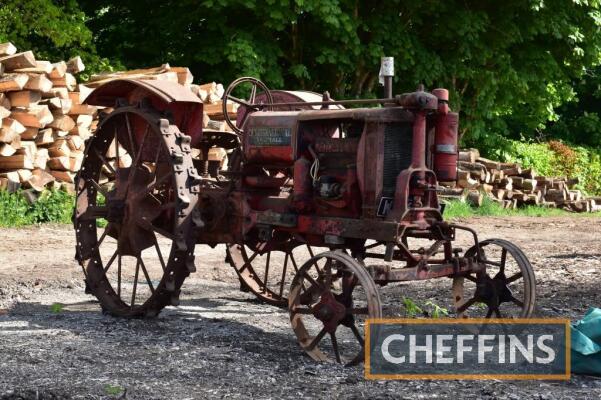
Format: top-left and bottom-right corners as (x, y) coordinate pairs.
(234, 87), (459, 247)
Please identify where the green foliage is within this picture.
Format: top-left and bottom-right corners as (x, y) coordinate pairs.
(402, 297), (424, 318)
(103, 384), (123, 396)
(443, 197), (601, 220)
(0, 190), (74, 227)
(497, 139), (601, 195)
(424, 301), (449, 319)
(0, 0), (114, 76)
(76, 0), (601, 147)
(50, 303), (64, 314)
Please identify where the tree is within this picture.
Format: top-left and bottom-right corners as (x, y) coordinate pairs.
(0, 0), (110, 76)
(78, 0), (601, 147)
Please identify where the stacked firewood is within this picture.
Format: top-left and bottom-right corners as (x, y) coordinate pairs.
(438, 148), (601, 212)
(0, 43), (97, 194)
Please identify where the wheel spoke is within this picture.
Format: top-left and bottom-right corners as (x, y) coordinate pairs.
(464, 274), (478, 283)
(117, 255), (122, 297)
(278, 253), (289, 298)
(330, 333), (342, 363)
(291, 306), (313, 315)
(153, 236), (167, 271)
(227, 95), (252, 108)
(364, 241), (383, 250)
(138, 257), (155, 294)
(349, 307), (369, 315)
(103, 249), (119, 274)
(239, 250), (260, 273)
(307, 327), (327, 351)
(500, 248), (507, 273)
(124, 113), (136, 155)
(93, 148), (116, 175)
(135, 217), (175, 240)
(131, 258), (140, 307)
(350, 324), (365, 346)
(457, 296), (478, 314)
(263, 252), (271, 292)
(134, 172), (171, 201)
(510, 296), (524, 308)
(302, 270), (324, 292)
(88, 179), (109, 198)
(127, 125), (150, 188)
(506, 272), (523, 284)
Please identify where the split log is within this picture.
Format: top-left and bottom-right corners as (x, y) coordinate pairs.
(458, 149), (480, 163)
(66, 56), (85, 74)
(50, 73), (76, 91)
(26, 168), (55, 191)
(24, 74), (53, 92)
(7, 90), (41, 107)
(40, 98), (72, 115)
(34, 128), (54, 146)
(0, 154), (33, 170)
(48, 156), (70, 170)
(170, 67), (193, 86)
(69, 103), (97, 115)
(33, 148), (49, 169)
(457, 170), (479, 189)
(0, 42), (17, 56)
(502, 165), (522, 176)
(466, 190), (484, 207)
(49, 170), (75, 183)
(0, 51), (36, 70)
(48, 139), (70, 157)
(42, 87), (69, 99)
(48, 61), (67, 79)
(0, 118), (26, 142)
(21, 127), (39, 140)
(0, 74), (29, 92)
(0, 143), (17, 156)
(11, 105), (53, 128)
(14, 60), (53, 74)
(48, 114), (75, 131)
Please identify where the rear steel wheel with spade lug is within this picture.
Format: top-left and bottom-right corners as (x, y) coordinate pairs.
(288, 251), (382, 366)
(74, 105), (201, 317)
(452, 239), (536, 318)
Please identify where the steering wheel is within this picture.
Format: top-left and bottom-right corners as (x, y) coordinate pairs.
(222, 77), (273, 134)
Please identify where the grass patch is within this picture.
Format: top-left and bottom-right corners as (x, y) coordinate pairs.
(0, 189), (74, 227)
(443, 197), (601, 219)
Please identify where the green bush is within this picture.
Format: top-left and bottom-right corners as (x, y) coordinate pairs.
(495, 139), (601, 195)
(0, 189), (74, 227)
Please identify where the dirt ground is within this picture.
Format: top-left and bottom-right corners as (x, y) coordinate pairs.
(0, 216), (600, 399)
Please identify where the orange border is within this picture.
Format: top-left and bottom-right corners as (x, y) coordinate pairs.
(364, 318), (571, 380)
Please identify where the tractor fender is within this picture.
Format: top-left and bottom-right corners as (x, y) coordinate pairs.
(85, 78), (205, 146)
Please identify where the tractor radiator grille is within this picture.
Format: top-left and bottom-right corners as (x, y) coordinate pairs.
(382, 122), (413, 197)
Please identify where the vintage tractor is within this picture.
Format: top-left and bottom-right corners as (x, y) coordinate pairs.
(73, 61), (536, 365)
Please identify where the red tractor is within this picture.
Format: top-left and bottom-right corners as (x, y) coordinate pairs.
(73, 62), (535, 365)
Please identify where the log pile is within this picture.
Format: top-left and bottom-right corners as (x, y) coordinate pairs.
(439, 148), (601, 213)
(0, 43), (97, 194)
(0, 53), (240, 196)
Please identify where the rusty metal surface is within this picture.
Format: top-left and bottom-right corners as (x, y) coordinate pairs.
(85, 78), (202, 107)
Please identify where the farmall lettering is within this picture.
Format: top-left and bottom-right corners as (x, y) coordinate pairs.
(73, 62), (536, 365)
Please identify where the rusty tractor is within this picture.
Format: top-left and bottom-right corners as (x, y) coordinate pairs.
(73, 60), (536, 365)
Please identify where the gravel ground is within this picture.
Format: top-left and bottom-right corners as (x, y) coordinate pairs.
(0, 217), (600, 399)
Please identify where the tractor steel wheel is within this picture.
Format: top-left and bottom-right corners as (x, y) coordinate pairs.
(73, 105), (200, 317)
(452, 239), (536, 319)
(288, 251), (382, 366)
(227, 239), (328, 307)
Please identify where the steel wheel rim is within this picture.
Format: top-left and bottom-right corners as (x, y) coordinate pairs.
(74, 107), (198, 317)
(453, 239), (536, 319)
(288, 251), (382, 366)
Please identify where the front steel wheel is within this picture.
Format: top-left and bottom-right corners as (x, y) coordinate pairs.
(74, 105), (201, 317)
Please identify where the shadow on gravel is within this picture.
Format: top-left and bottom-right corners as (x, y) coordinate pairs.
(549, 253), (601, 260)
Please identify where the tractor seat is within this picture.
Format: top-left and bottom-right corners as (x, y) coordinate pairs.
(198, 129), (240, 150)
